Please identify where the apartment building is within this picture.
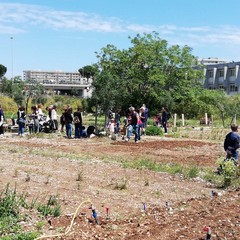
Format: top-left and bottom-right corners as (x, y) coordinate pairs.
(204, 61), (240, 95)
(23, 70), (92, 85)
(199, 57), (227, 65)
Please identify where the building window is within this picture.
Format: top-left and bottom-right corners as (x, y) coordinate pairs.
(230, 68), (235, 77)
(208, 85), (214, 90)
(208, 70), (213, 78)
(229, 85), (238, 92)
(219, 85), (225, 90)
(219, 70), (224, 77)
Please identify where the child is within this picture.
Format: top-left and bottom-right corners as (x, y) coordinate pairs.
(109, 118), (116, 140)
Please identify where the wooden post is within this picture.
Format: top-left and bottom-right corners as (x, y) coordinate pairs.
(205, 113), (208, 125)
(174, 113), (177, 128)
(182, 114), (185, 127)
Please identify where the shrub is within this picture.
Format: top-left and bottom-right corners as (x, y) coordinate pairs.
(217, 158), (238, 187)
(145, 126), (163, 136)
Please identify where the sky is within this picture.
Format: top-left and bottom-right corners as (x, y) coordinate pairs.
(1, 0), (240, 79)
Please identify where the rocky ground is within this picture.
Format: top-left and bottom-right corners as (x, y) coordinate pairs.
(0, 130), (239, 239)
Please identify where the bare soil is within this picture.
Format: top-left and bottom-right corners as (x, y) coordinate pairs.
(0, 132), (239, 240)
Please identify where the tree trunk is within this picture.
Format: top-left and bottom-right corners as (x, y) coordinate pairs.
(94, 103), (98, 132)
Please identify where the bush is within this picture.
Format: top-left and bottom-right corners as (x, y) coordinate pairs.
(217, 158), (238, 187)
(145, 126), (163, 136)
(0, 95), (18, 114)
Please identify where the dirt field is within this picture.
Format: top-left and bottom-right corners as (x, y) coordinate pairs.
(0, 131), (239, 240)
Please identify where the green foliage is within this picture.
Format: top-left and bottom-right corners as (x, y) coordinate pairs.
(35, 220), (45, 232)
(0, 95), (18, 113)
(185, 166), (199, 178)
(123, 158), (200, 179)
(0, 184), (21, 218)
(37, 195), (61, 217)
(145, 125), (163, 136)
(45, 95), (83, 112)
(0, 216), (21, 236)
(92, 32), (205, 117)
(0, 184), (37, 238)
(217, 158), (237, 187)
(0, 64), (7, 78)
(78, 65), (98, 79)
(1, 232), (38, 240)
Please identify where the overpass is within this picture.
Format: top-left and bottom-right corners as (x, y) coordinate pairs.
(42, 83), (92, 97)
(24, 82), (92, 98)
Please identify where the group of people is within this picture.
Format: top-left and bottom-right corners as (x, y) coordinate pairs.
(107, 104), (149, 143)
(106, 104), (172, 143)
(16, 104), (57, 136)
(0, 102), (96, 139)
(25, 104), (85, 139)
(60, 106), (83, 139)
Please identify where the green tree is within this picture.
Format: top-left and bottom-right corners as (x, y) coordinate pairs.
(0, 64), (7, 79)
(93, 32), (203, 118)
(1, 77), (13, 96)
(78, 65), (98, 80)
(23, 83), (46, 114)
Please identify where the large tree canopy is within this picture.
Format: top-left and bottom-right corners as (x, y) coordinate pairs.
(91, 32), (207, 117)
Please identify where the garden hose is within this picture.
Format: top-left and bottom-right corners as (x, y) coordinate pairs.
(35, 198), (92, 239)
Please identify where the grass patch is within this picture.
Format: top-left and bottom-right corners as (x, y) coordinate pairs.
(0, 184), (39, 239)
(0, 185), (63, 239)
(122, 157), (240, 188)
(122, 158), (192, 177)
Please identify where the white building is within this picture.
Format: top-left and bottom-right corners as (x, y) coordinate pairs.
(199, 57), (227, 65)
(23, 70), (92, 97)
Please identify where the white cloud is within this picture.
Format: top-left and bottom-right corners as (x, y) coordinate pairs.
(1, 3), (240, 47)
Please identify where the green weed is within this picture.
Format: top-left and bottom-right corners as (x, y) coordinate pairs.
(0, 184), (38, 238)
(37, 195), (61, 217)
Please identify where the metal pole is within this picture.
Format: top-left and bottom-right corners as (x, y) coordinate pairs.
(10, 37), (13, 80)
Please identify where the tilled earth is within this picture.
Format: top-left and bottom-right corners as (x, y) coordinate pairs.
(0, 132), (239, 240)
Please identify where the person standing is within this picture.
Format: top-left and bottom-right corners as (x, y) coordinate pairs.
(126, 107), (140, 143)
(142, 104), (149, 127)
(51, 105), (58, 131)
(224, 124), (240, 165)
(161, 107), (168, 133)
(17, 106), (26, 136)
(114, 109), (121, 134)
(0, 104), (5, 136)
(139, 107), (146, 135)
(30, 106), (40, 133)
(64, 107), (73, 138)
(60, 109), (66, 132)
(37, 104), (43, 118)
(73, 107), (83, 138)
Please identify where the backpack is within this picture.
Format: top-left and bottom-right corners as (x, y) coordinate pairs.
(73, 116), (80, 124)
